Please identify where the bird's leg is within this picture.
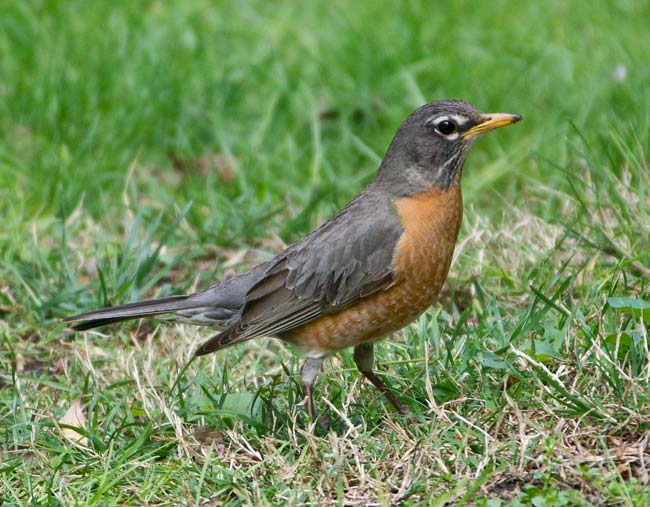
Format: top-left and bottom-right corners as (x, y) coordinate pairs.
(353, 342), (410, 415)
(300, 357), (324, 420)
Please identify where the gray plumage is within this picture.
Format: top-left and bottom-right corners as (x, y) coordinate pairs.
(67, 187), (403, 355)
(194, 187), (403, 354)
(65, 100), (507, 358)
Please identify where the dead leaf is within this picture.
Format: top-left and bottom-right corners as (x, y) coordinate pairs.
(15, 354), (25, 374)
(0, 304), (14, 315)
(169, 152), (238, 182)
(59, 398), (88, 446)
(192, 425), (223, 444)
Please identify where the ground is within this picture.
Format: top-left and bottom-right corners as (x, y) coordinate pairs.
(1, 1), (650, 505)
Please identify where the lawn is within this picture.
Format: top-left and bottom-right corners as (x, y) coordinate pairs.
(2, 0), (650, 505)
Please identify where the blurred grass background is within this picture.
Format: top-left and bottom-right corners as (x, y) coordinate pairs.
(2, 1), (650, 505)
(2, 0), (648, 221)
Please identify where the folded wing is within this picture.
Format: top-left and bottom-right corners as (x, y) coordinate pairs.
(195, 188), (403, 355)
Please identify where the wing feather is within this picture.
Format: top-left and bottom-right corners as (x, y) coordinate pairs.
(195, 188), (403, 355)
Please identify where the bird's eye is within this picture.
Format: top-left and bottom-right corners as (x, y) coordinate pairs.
(435, 119), (457, 136)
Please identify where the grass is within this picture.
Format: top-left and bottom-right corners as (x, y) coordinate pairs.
(1, 0), (650, 505)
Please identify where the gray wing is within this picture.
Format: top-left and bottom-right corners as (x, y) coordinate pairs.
(195, 188), (403, 355)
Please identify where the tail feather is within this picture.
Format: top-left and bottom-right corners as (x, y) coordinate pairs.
(65, 263), (269, 344)
(70, 316), (144, 331)
(194, 325), (249, 356)
(65, 295), (196, 330)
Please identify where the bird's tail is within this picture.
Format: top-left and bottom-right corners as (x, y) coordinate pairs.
(194, 325), (245, 356)
(64, 295), (200, 331)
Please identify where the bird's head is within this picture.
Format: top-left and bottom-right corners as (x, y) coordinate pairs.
(375, 100), (522, 195)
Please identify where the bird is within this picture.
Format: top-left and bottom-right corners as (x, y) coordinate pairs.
(65, 100), (522, 420)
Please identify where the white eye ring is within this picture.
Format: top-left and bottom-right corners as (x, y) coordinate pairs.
(428, 116), (460, 140)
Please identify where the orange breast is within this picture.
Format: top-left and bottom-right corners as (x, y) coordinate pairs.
(285, 185), (463, 357)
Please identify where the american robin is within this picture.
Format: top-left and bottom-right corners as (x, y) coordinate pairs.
(66, 100), (521, 419)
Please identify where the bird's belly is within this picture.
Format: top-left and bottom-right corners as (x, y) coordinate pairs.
(284, 270), (450, 356)
(284, 185), (462, 357)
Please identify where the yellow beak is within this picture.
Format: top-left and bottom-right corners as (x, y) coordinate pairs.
(462, 112), (523, 139)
